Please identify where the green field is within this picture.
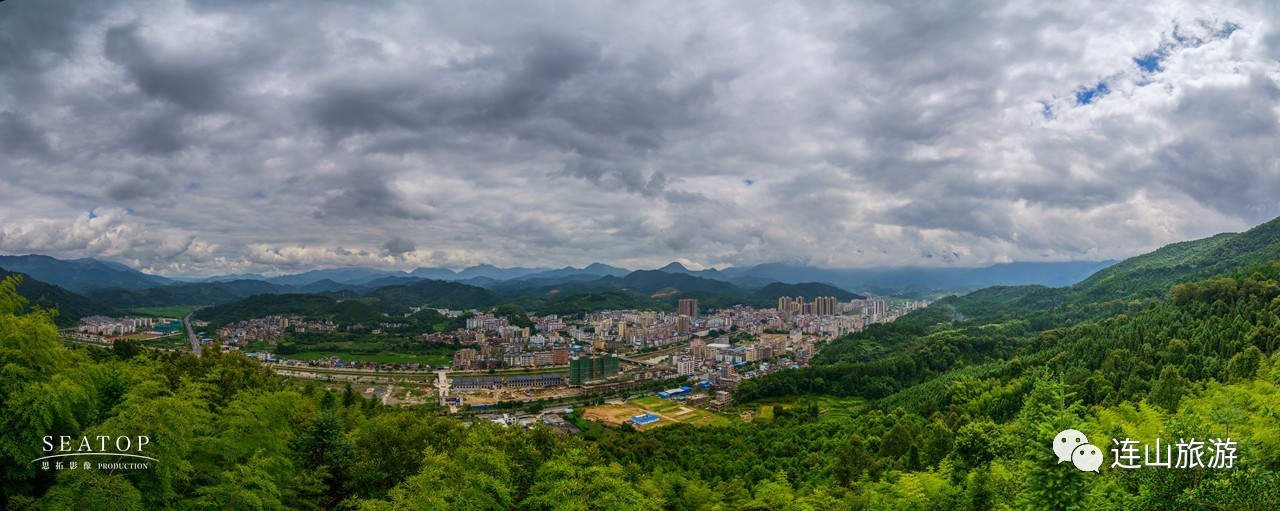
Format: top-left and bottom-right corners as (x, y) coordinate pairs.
(129, 306), (195, 318)
(285, 351), (452, 365)
(747, 394), (868, 419)
(138, 334), (189, 349)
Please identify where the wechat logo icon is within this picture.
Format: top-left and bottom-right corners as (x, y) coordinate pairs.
(1054, 429), (1102, 472)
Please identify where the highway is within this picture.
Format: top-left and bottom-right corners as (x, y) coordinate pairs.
(184, 306), (208, 355)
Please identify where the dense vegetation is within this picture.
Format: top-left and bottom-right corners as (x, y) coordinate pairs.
(197, 294), (342, 327)
(726, 270), (1280, 508)
(919, 216), (1280, 331)
(87, 280), (286, 309)
(0, 270), (113, 327)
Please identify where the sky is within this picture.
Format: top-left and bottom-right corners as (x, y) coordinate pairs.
(1, 0), (1279, 277)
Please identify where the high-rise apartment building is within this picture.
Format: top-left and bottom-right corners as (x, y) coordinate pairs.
(678, 298), (699, 318)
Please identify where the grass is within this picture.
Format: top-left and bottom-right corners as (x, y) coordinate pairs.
(129, 306), (196, 318)
(138, 335), (188, 348)
(745, 394), (869, 420)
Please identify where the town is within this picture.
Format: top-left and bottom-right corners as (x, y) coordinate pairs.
(65, 294), (925, 430)
(156, 295), (926, 430)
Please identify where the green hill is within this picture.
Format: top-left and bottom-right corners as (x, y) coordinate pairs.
(931, 216), (1280, 328)
(86, 279), (295, 309)
(196, 293), (336, 327)
(0, 270), (115, 326)
(1069, 232), (1237, 302)
(752, 281), (864, 302)
(362, 279), (502, 313)
(585, 270), (743, 295)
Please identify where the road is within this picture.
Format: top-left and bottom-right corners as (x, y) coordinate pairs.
(184, 306), (208, 355)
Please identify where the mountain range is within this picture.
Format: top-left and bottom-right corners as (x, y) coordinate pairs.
(0, 255), (171, 293)
(0, 254), (1117, 296)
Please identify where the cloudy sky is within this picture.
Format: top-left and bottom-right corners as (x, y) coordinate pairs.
(1, 0), (1278, 276)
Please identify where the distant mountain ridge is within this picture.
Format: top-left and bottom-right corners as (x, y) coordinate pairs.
(0, 254), (170, 293)
(711, 261), (1118, 292)
(191, 260), (1113, 291)
(3, 252), (1121, 309)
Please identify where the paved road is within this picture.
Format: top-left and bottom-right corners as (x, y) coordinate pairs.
(184, 306), (208, 355)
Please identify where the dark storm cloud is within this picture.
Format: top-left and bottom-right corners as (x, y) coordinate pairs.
(886, 197), (1017, 240)
(313, 32), (600, 138)
(0, 0), (1277, 275)
(381, 237), (416, 256)
(0, 112), (52, 157)
(122, 111), (189, 155)
(104, 24), (230, 112)
(312, 173), (431, 221)
(103, 165), (174, 202)
(0, 0), (120, 99)
(470, 32), (602, 125)
(561, 158), (670, 197)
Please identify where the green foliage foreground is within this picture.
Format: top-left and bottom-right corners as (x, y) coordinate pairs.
(4, 263), (1280, 509)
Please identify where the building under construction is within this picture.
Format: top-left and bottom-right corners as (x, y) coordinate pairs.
(568, 353), (620, 385)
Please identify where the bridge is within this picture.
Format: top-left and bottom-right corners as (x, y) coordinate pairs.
(618, 355), (663, 366)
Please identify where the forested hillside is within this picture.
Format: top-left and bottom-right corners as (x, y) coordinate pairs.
(728, 267), (1280, 507)
(918, 216), (1280, 331)
(0, 271), (114, 327)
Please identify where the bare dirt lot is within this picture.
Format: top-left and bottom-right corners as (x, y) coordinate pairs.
(582, 403), (669, 429)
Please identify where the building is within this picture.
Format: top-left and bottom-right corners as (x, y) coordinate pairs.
(568, 354), (620, 385)
(638, 311), (658, 327)
(676, 315), (692, 334)
(78, 315), (154, 337)
(630, 413), (660, 426)
(452, 348), (478, 368)
(690, 338), (707, 359)
(778, 296), (838, 316)
(506, 374), (566, 388)
(678, 298), (699, 319)
(672, 355), (697, 375)
(814, 296), (838, 316)
(552, 347), (570, 365)
(687, 394), (710, 406)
